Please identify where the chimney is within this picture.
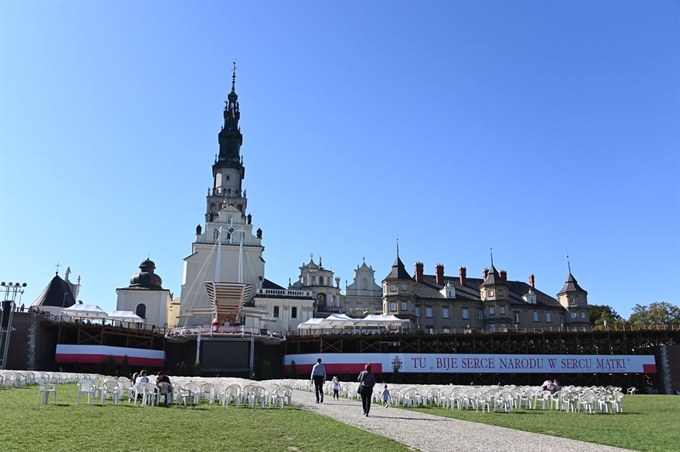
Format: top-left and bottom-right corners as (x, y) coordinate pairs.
(414, 262), (424, 283)
(459, 266), (467, 286)
(499, 270), (507, 281)
(483, 268), (489, 280)
(435, 264), (445, 285)
(529, 274), (535, 288)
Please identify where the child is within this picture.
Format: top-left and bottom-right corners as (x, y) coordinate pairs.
(382, 384), (391, 407)
(332, 376), (341, 399)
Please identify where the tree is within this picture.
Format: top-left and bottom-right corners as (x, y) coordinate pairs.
(289, 360), (298, 379)
(120, 355), (131, 378)
(588, 305), (621, 326)
(178, 361), (188, 376)
(261, 360), (272, 380)
(629, 302), (680, 327)
(392, 363), (401, 384)
(105, 355), (117, 376)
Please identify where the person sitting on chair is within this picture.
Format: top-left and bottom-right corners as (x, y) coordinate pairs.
(156, 371), (172, 405)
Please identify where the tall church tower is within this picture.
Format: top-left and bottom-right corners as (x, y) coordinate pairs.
(179, 62), (265, 326)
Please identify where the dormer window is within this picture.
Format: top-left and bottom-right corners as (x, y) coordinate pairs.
(579, 296), (585, 305)
(401, 284), (407, 291)
(440, 283), (456, 299)
(523, 290), (537, 305)
(390, 284), (396, 292)
(488, 289), (494, 297)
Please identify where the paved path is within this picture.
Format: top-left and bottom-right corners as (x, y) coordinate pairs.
(292, 390), (634, 452)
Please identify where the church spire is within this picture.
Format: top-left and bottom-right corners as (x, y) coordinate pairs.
(216, 59), (243, 168)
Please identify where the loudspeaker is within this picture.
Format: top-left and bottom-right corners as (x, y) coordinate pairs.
(1, 301), (12, 328)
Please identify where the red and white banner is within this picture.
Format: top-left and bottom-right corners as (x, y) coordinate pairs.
(284, 353), (656, 375)
(56, 344), (165, 367)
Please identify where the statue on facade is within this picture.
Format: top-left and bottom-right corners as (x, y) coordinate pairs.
(196, 224), (202, 235)
(256, 228), (262, 239)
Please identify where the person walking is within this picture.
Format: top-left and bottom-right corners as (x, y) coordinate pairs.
(310, 358), (326, 403)
(332, 376), (341, 399)
(357, 363), (376, 416)
(382, 384), (391, 407)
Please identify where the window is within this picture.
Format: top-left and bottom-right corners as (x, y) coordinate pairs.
(533, 311), (539, 322)
(415, 307), (420, 317)
(291, 307), (297, 318)
(478, 310), (484, 319)
(571, 312), (577, 319)
(499, 306), (506, 315)
(273, 306), (280, 318)
(546, 312), (552, 323)
(401, 284), (407, 291)
(490, 324), (497, 332)
(425, 307), (433, 318)
(500, 323), (507, 332)
(442, 307), (450, 319)
(579, 296), (585, 305)
(401, 302), (407, 311)
(390, 302), (397, 311)
(489, 307), (495, 315)
(135, 303), (146, 319)
(462, 309), (469, 320)
(390, 284), (396, 292)
(581, 312), (586, 319)
(514, 312), (520, 323)
(488, 289), (494, 297)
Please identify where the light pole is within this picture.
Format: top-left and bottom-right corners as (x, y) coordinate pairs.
(1, 282), (27, 370)
(61, 292), (68, 321)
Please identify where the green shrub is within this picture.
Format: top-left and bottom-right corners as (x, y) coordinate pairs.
(104, 355), (116, 376)
(178, 361), (188, 376)
(289, 360), (298, 379)
(261, 360), (272, 380)
(120, 355), (130, 378)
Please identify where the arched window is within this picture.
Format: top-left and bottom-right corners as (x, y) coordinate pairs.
(136, 303), (147, 319)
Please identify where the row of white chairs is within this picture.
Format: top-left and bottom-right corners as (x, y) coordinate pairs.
(287, 378), (630, 415)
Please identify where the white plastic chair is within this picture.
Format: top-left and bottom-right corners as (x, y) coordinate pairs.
(156, 382), (172, 406)
(76, 379), (97, 405)
(100, 380), (120, 405)
(223, 384), (241, 407)
(36, 378), (57, 405)
(175, 384), (195, 409)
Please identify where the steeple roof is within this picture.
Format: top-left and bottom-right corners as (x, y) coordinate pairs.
(215, 59), (243, 170)
(385, 256), (412, 280)
(31, 274), (76, 308)
(558, 272), (587, 295)
(481, 264), (508, 287)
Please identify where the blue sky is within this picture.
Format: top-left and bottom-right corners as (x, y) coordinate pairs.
(1, 0), (678, 318)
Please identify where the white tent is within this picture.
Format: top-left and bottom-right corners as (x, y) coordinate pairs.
(361, 314), (409, 327)
(321, 313), (358, 328)
(62, 304), (108, 319)
(107, 310), (144, 324)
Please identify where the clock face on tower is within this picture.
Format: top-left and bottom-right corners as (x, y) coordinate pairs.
(317, 293), (326, 307)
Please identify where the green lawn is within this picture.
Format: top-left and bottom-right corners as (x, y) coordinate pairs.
(407, 395), (680, 452)
(0, 384), (410, 452)
(3, 385), (679, 452)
